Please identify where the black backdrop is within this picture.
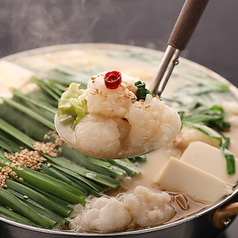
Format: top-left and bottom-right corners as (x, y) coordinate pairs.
(0, 0), (238, 84)
(0, 0), (238, 237)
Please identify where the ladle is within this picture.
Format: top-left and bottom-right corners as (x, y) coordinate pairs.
(149, 0), (209, 96)
(55, 0), (210, 159)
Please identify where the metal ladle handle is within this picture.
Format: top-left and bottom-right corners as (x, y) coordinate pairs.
(149, 0), (209, 96)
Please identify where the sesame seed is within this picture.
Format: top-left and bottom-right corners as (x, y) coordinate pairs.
(0, 166), (19, 188)
(44, 134), (50, 140)
(33, 137), (61, 157)
(4, 148), (47, 171)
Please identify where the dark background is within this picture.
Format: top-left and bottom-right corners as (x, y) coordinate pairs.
(0, 0), (238, 85)
(0, 0), (238, 237)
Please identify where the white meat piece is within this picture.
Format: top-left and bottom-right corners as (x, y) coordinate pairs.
(69, 197), (132, 233)
(86, 73), (137, 118)
(122, 186), (175, 227)
(124, 94), (181, 155)
(74, 114), (121, 158)
(69, 186), (175, 233)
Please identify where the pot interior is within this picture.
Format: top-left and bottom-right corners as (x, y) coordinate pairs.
(1, 43), (238, 237)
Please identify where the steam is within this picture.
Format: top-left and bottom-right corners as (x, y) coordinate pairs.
(10, 0), (101, 50)
(0, 0), (176, 56)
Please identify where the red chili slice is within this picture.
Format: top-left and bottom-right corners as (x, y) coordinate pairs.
(104, 71), (122, 89)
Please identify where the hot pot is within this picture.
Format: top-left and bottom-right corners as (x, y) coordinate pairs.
(0, 43), (238, 238)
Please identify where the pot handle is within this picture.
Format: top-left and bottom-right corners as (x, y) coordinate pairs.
(212, 202), (238, 228)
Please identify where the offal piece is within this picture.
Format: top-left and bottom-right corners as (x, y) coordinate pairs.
(69, 186), (175, 233)
(56, 71), (181, 159)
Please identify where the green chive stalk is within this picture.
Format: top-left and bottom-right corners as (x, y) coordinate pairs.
(1, 98), (55, 130)
(41, 164), (87, 194)
(7, 187), (67, 226)
(5, 178), (72, 217)
(0, 186), (51, 228)
(32, 77), (60, 101)
(13, 88), (56, 114)
(0, 205), (36, 226)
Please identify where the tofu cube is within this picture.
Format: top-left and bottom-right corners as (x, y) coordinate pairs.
(180, 141), (238, 186)
(157, 157), (232, 204)
(0, 60), (33, 89)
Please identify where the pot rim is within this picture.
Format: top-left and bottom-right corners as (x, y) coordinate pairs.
(1, 43), (238, 236)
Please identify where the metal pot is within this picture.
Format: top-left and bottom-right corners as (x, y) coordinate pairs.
(1, 43), (238, 238)
(1, 187), (238, 238)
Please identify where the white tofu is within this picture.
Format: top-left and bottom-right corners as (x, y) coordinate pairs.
(180, 141), (238, 186)
(157, 157), (232, 204)
(0, 60), (33, 90)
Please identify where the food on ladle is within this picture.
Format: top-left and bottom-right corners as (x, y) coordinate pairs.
(55, 71), (181, 159)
